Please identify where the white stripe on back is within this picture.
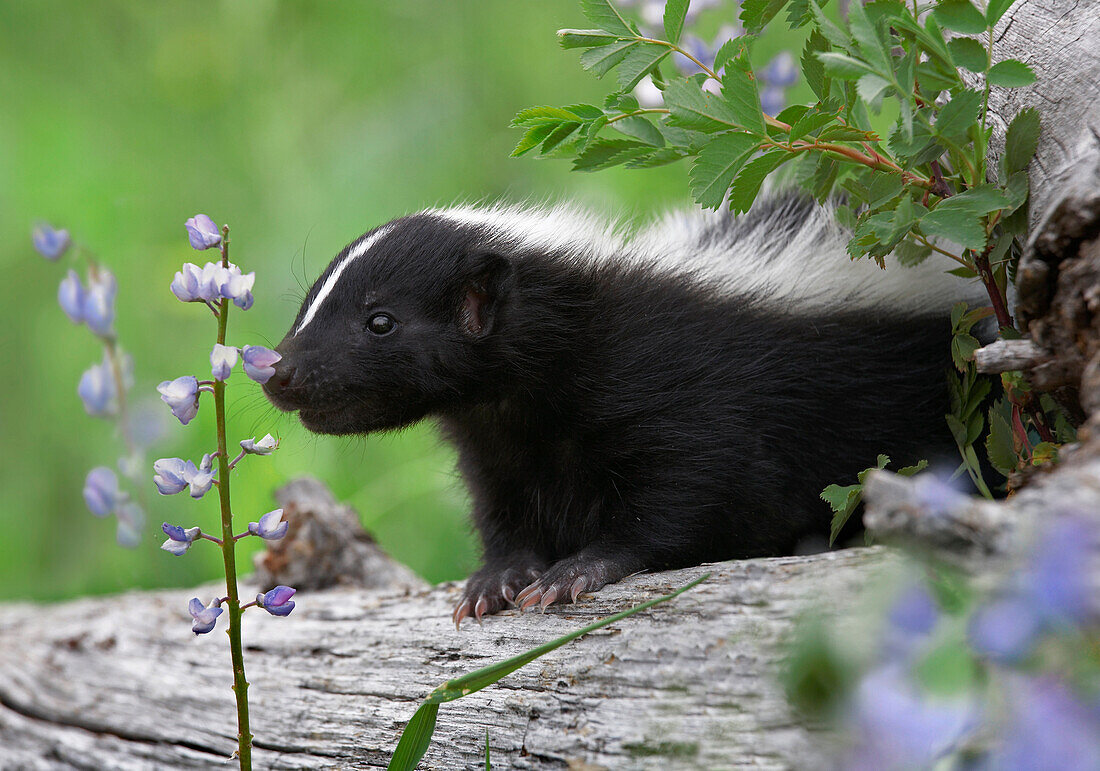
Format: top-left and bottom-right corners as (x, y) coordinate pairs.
(294, 226), (391, 336)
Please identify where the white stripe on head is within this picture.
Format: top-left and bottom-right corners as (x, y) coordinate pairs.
(294, 226), (392, 336)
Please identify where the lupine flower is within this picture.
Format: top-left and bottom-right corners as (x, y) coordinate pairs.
(222, 266), (255, 310)
(115, 501), (145, 548)
(887, 584), (938, 638)
(186, 454), (217, 498)
(760, 86), (786, 117)
(153, 457), (191, 494)
(241, 345), (281, 384)
(968, 595), (1043, 664)
(58, 269), (86, 324)
(185, 214), (222, 250)
(240, 433), (278, 455)
(33, 223), (71, 260)
(188, 597), (223, 635)
(170, 262), (204, 302)
(78, 359), (116, 416)
(248, 509), (288, 540)
(256, 585), (296, 616)
(762, 51), (798, 88)
(161, 523), (201, 555)
(83, 466), (120, 517)
(82, 269), (116, 336)
(210, 344), (238, 381)
(157, 375), (200, 425)
(1023, 517), (1096, 626)
(985, 677), (1100, 770)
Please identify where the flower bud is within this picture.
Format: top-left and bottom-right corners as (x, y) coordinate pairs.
(256, 585), (296, 616)
(248, 509), (288, 540)
(187, 455), (217, 499)
(33, 223), (71, 260)
(240, 433), (278, 455)
(82, 269), (116, 337)
(58, 269), (86, 324)
(156, 375), (200, 425)
(78, 359), (116, 416)
(83, 467), (120, 517)
(170, 263), (204, 303)
(210, 344), (238, 381)
(241, 345), (281, 384)
(153, 457), (190, 495)
(188, 597), (223, 635)
(161, 522), (202, 555)
(185, 214), (222, 251)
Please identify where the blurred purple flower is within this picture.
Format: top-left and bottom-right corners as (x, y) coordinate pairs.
(188, 597), (223, 635)
(968, 595), (1043, 664)
(170, 263), (204, 302)
(888, 584), (939, 637)
(760, 86), (786, 117)
(157, 375), (200, 425)
(33, 223), (71, 260)
(153, 457), (190, 495)
(985, 677), (1100, 771)
(762, 51), (798, 88)
(913, 475), (969, 517)
(185, 214), (222, 251)
(257, 585), (296, 616)
(210, 344), (238, 381)
(78, 359), (116, 416)
(83, 466), (120, 517)
(161, 522), (201, 556)
(240, 433), (278, 455)
(115, 501), (145, 548)
(82, 269), (116, 336)
(58, 270), (85, 324)
(1023, 517), (1097, 627)
(248, 509), (288, 540)
(241, 345), (281, 384)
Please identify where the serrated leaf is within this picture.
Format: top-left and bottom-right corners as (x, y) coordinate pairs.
(817, 125), (875, 142)
(558, 29), (622, 49)
(1004, 107), (1040, 174)
(947, 265), (978, 278)
(986, 407), (1017, 475)
(605, 92), (639, 111)
(894, 238), (933, 267)
(921, 207), (987, 250)
(789, 109), (837, 142)
(615, 43), (671, 91)
(663, 0), (690, 44)
(948, 37), (988, 72)
(809, 0), (852, 50)
(847, 0), (890, 73)
(816, 51), (877, 80)
(580, 0), (635, 37)
(689, 132), (759, 209)
(657, 123), (709, 150)
(1003, 171), (1029, 212)
(729, 150), (790, 213)
(580, 40), (638, 77)
(868, 174), (904, 208)
(810, 156), (839, 203)
(572, 139), (649, 171)
(626, 147), (689, 168)
(713, 38), (747, 74)
(664, 77), (740, 132)
(721, 66), (767, 135)
(801, 30), (831, 101)
(951, 333), (980, 371)
(740, 0), (788, 34)
(785, 0), (811, 28)
(564, 103), (606, 120)
(511, 122), (561, 157)
(613, 115), (665, 146)
(986, 0), (1017, 25)
(947, 184), (1011, 214)
(540, 121), (581, 155)
(933, 0), (988, 34)
(898, 459), (929, 476)
(822, 483), (862, 545)
(511, 106), (587, 127)
(987, 59), (1036, 88)
(856, 73), (891, 110)
(916, 59), (962, 93)
(935, 89), (983, 144)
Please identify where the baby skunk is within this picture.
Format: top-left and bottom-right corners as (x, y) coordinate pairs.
(263, 193), (982, 626)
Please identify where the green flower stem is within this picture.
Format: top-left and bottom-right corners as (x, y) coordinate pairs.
(214, 226), (253, 770)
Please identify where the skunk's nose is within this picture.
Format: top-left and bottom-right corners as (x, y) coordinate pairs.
(264, 362), (297, 395)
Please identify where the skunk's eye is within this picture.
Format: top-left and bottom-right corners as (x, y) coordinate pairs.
(367, 313), (396, 336)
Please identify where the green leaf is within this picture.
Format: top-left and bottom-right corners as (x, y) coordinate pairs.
(986, 407), (1017, 475)
(664, 77), (741, 132)
(987, 59), (1036, 88)
(580, 0), (636, 37)
(558, 29), (623, 49)
(823, 483), (862, 546)
(894, 239), (933, 267)
(713, 38), (747, 74)
(809, 0), (852, 50)
(817, 125), (875, 141)
(1004, 107), (1040, 174)
(801, 30), (831, 101)
(626, 147), (689, 168)
(740, 0), (788, 34)
(916, 641), (978, 696)
(898, 459), (929, 476)
(572, 139), (649, 171)
(689, 132), (759, 209)
(789, 109), (837, 142)
(867, 174), (904, 208)
(947, 37), (988, 72)
(540, 121), (582, 155)
(856, 73), (891, 110)
(721, 66), (767, 136)
(986, 0), (1018, 26)
(785, 0), (812, 28)
(511, 106), (587, 127)
(613, 115), (665, 146)
(933, 0), (988, 34)
(580, 40), (638, 77)
(916, 59), (963, 93)
(951, 333), (980, 371)
(564, 103), (606, 120)
(615, 43), (672, 91)
(511, 122), (561, 157)
(663, 0), (690, 43)
(947, 265), (978, 278)
(934, 89), (983, 144)
(729, 150), (790, 213)
(921, 207), (987, 251)
(816, 51), (877, 80)
(387, 703), (440, 771)
(847, 0), (890, 73)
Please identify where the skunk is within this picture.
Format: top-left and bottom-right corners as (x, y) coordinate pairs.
(263, 193), (983, 626)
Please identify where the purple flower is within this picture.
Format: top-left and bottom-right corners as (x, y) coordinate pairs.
(33, 223), (71, 260)
(58, 270), (86, 324)
(762, 51), (798, 88)
(760, 85), (786, 117)
(210, 344), (238, 381)
(153, 457), (190, 494)
(968, 595), (1043, 664)
(185, 214), (222, 251)
(115, 501), (145, 548)
(912, 475), (969, 517)
(78, 359), (116, 416)
(240, 433), (278, 455)
(986, 677), (1100, 770)
(188, 597), (223, 635)
(248, 509), (288, 540)
(888, 584), (939, 638)
(257, 585), (296, 616)
(157, 375), (200, 425)
(221, 266), (255, 310)
(83, 466), (120, 517)
(170, 263), (204, 302)
(241, 345), (281, 384)
(187, 454), (217, 498)
(1023, 517), (1097, 627)
(161, 522), (201, 555)
(82, 269), (116, 337)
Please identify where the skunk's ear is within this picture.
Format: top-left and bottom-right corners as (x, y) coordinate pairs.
(458, 253), (511, 338)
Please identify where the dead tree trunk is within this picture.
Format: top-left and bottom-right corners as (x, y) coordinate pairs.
(2, 2), (1098, 769)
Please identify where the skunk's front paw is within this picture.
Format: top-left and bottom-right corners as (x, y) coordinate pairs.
(514, 553), (629, 611)
(453, 555), (545, 629)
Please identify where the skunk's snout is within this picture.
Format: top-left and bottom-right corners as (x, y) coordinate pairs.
(261, 342), (309, 411)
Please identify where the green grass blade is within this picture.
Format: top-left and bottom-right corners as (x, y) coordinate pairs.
(387, 703), (440, 771)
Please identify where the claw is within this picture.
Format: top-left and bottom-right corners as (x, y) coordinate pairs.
(474, 595), (488, 624)
(539, 585), (560, 610)
(569, 577), (587, 604)
(452, 600), (472, 630)
(516, 583), (543, 611)
(501, 583), (516, 604)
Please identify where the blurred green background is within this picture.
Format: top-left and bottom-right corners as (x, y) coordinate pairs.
(2, 0), (805, 601)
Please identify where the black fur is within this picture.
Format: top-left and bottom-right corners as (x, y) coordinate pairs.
(264, 195), (958, 621)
